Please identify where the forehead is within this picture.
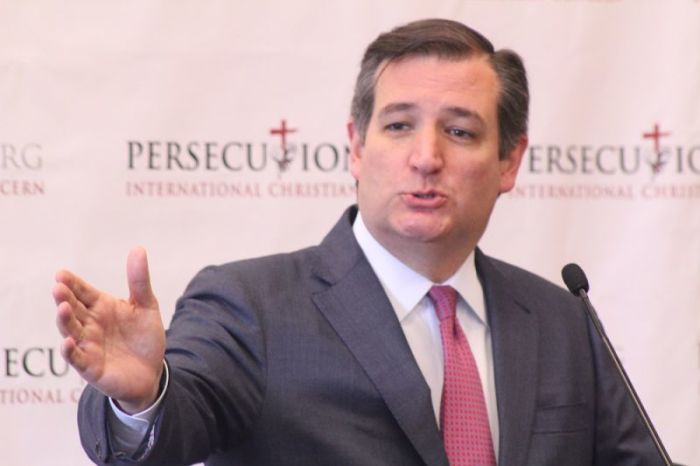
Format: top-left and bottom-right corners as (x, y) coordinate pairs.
(372, 55), (500, 121)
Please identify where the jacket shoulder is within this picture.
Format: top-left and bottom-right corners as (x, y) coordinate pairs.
(480, 253), (580, 307)
(184, 245), (322, 296)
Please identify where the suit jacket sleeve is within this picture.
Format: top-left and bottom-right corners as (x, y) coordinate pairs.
(77, 263), (268, 465)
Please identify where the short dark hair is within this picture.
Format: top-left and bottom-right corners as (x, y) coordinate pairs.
(350, 18), (529, 160)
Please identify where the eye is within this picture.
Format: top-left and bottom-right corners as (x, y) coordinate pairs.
(446, 127), (475, 140)
(384, 122), (411, 132)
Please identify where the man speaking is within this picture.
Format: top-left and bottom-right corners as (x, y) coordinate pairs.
(53, 19), (663, 465)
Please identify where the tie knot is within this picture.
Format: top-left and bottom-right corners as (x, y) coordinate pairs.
(428, 285), (457, 322)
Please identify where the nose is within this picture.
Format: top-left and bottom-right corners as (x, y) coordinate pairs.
(409, 127), (444, 175)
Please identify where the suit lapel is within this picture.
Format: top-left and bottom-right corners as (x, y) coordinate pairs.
(476, 250), (539, 466)
(310, 207), (449, 466)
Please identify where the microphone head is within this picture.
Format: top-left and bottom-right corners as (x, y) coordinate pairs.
(561, 263), (589, 294)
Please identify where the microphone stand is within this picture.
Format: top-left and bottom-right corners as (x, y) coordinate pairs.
(575, 287), (673, 466)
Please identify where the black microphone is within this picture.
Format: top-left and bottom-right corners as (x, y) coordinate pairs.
(561, 263), (675, 466)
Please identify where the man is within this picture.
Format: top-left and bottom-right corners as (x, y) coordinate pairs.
(53, 19), (663, 465)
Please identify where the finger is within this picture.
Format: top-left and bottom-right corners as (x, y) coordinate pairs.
(52, 282), (90, 321)
(61, 337), (89, 374)
(55, 269), (102, 308)
(55, 301), (85, 340)
(127, 246), (158, 309)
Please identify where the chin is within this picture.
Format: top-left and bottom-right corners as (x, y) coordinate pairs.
(394, 222), (448, 244)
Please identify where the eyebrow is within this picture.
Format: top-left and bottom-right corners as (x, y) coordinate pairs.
(377, 102), (486, 126)
(376, 102), (417, 118)
(443, 106), (483, 123)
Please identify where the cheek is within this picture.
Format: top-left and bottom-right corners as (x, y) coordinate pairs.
(460, 159), (499, 182)
(355, 150), (388, 182)
(456, 162), (502, 200)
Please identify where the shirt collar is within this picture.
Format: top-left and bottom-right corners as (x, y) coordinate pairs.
(352, 212), (487, 326)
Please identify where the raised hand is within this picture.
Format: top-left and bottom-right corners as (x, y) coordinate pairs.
(53, 247), (166, 413)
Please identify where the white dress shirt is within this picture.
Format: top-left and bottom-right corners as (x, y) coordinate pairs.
(353, 213), (499, 455)
(109, 212), (500, 457)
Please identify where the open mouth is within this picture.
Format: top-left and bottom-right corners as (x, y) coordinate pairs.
(413, 192), (437, 199)
(403, 190), (446, 207)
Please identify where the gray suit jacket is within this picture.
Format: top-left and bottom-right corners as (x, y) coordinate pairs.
(77, 206), (662, 465)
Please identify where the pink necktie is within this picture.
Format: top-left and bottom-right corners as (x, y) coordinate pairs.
(428, 285), (496, 466)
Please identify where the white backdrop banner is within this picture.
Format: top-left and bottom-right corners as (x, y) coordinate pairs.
(1, 1), (698, 465)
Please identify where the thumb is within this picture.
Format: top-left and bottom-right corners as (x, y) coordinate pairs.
(127, 246), (158, 308)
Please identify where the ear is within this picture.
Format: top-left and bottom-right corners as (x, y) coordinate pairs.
(347, 120), (363, 181)
(498, 135), (528, 194)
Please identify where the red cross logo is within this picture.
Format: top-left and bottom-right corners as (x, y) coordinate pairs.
(270, 119), (297, 154)
(642, 123), (671, 154)
(269, 119), (297, 173)
(642, 123), (672, 174)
